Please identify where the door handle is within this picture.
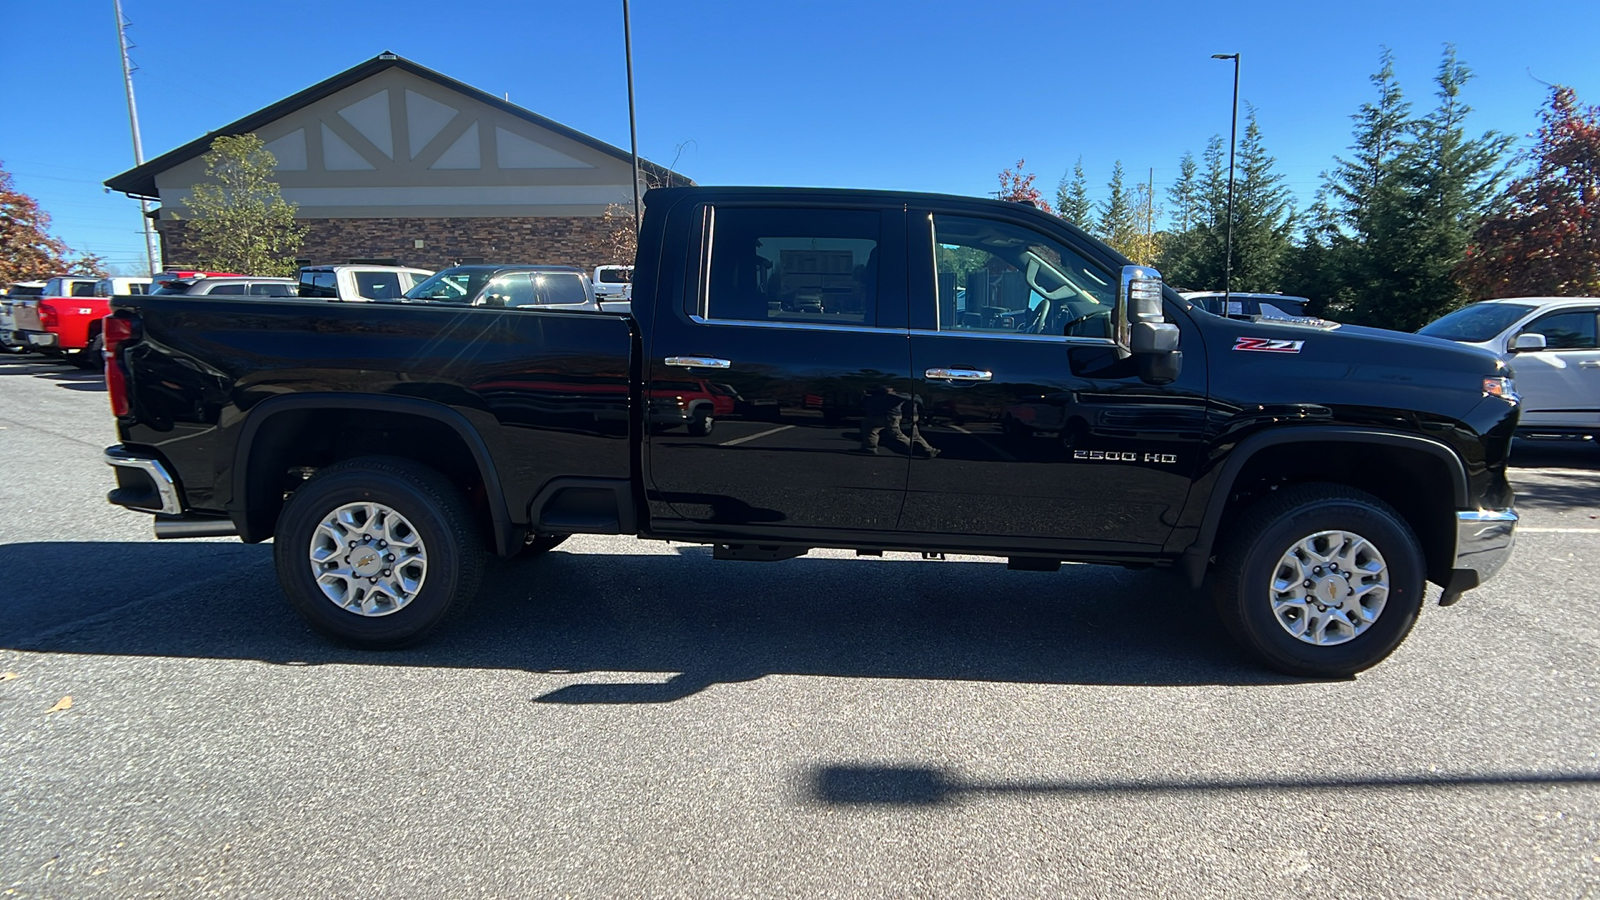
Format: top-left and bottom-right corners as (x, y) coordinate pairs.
(666, 356), (731, 369)
(1578, 361), (1600, 369)
(925, 367), (993, 382)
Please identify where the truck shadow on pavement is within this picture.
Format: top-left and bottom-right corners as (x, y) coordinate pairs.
(0, 540), (1301, 693)
(0, 353), (102, 389)
(804, 763), (1600, 806)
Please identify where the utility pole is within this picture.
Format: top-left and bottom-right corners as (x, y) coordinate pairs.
(1211, 53), (1240, 303)
(1146, 166), (1155, 265)
(114, 0), (159, 275)
(622, 0), (643, 234)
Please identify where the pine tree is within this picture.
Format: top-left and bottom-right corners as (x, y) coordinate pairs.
(1096, 161), (1142, 256)
(1158, 136), (1230, 291)
(1460, 86), (1600, 297)
(1227, 107), (1297, 291)
(177, 134), (307, 276)
(1056, 157), (1093, 230)
(1344, 46), (1510, 329)
(1167, 152), (1200, 233)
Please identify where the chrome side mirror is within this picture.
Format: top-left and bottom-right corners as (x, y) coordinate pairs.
(1116, 265), (1181, 384)
(1511, 332), (1546, 352)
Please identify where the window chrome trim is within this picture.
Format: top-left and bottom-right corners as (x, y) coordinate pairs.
(689, 314), (896, 336)
(907, 328), (1117, 346)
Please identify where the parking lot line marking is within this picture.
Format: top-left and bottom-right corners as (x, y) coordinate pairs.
(1519, 526), (1600, 533)
(719, 424), (795, 446)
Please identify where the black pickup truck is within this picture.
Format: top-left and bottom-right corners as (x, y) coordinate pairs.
(101, 186), (1519, 677)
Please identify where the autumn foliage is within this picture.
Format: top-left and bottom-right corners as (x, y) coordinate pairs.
(997, 160), (1053, 214)
(0, 160), (106, 282)
(1459, 87), (1600, 298)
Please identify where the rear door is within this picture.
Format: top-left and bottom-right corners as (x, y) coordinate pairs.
(645, 199), (913, 533)
(900, 208), (1206, 549)
(1510, 306), (1600, 429)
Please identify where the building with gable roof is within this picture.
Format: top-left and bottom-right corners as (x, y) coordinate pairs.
(106, 52), (690, 272)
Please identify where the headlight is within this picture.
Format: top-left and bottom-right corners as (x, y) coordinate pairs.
(1482, 376), (1518, 402)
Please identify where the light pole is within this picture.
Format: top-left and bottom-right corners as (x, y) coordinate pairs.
(1211, 52), (1239, 304)
(622, 0), (643, 234)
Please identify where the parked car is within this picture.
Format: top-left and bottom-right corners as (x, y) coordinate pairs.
(1180, 292), (1313, 321)
(1419, 297), (1600, 441)
(298, 264), (433, 302)
(648, 378), (728, 436)
(102, 185), (1519, 678)
(1, 281), (45, 353)
(592, 265), (633, 303)
(13, 275), (109, 366)
(402, 265), (599, 311)
(150, 275), (298, 297)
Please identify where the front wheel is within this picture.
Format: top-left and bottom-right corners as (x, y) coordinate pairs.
(1212, 484), (1425, 678)
(274, 456), (486, 649)
(687, 410), (714, 437)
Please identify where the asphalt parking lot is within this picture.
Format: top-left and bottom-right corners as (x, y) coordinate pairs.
(2, 351), (1597, 898)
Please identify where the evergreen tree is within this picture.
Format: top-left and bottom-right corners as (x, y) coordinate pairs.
(177, 134), (306, 276)
(1344, 46), (1510, 329)
(1227, 107), (1298, 291)
(1158, 136), (1230, 291)
(1460, 86), (1600, 297)
(1056, 157), (1093, 230)
(1167, 152), (1200, 233)
(1097, 161), (1141, 255)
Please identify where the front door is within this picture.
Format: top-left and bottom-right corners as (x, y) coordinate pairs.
(1509, 307), (1600, 429)
(645, 202), (914, 534)
(899, 210), (1207, 550)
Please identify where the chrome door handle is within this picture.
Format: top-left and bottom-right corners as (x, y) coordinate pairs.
(1578, 361), (1600, 369)
(925, 367), (993, 382)
(666, 356), (731, 369)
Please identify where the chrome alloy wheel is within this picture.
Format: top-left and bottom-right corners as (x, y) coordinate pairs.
(308, 501), (428, 617)
(1269, 529), (1389, 646)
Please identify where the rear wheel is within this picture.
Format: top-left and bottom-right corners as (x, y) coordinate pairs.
(72, 334), (103, 369)
(274, 456), (486, 649)
(688, 409), (714, 437)
(1212, 483), (1425, 678)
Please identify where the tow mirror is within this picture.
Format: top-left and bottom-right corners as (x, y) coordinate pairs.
(1511, 332), (1546, 352)
(1116, 265), (1182, 384)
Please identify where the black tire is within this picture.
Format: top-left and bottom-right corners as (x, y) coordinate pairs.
(72, 334), (103, 370)
(1212, 483), (1425, 678)
(273, 456), (486, 649)
(687, 409), (714, 437)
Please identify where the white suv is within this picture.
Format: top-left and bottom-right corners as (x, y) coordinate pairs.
(1420, 297), (1600, 439)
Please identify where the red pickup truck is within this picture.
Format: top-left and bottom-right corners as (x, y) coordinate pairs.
(15, 272), (215, 367)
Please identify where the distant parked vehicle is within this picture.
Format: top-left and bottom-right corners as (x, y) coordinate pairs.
(150, 275), (298, 297)
(95, 277), (153, 297)
(1420, 297), (1600, 442)
(1, 281), (45, 353)
(1181, 292), (1313, 321)
(13, 276), (107, 366)
(593, 265), (633, 302)
(403, 265), (600, 311)
(298, 264), (433, 302)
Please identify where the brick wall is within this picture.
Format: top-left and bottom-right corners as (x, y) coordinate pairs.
(156, 215), (627, 273)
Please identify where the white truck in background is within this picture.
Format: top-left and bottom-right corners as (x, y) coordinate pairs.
(593, 265), (633, 312)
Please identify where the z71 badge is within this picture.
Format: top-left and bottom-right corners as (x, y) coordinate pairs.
(1233, 336), (1305, 353)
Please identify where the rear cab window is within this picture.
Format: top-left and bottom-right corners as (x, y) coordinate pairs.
(698, 206), (880, 327)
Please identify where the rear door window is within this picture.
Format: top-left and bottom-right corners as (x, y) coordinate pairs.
(249, 283), (295, 297)
(701, 207), (879, 326)
(70, 282), (96, 296)
(208, 284), (247, 295)
(354, 271), (403, 300)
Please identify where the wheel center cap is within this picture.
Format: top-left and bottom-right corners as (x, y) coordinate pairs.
(348, 543), (385, 577)
(1316, 573), (1352, 608)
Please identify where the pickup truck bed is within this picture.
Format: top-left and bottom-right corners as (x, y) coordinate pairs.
(102, 185), (1520, 678)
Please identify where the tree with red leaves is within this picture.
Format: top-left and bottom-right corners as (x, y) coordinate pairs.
(0, 160), (105, 282)
(997, 159), (1053, 214)
(1460, 86), (1600, 298)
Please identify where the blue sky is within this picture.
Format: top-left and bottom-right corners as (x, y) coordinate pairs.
(3, 0), (1597, 274)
